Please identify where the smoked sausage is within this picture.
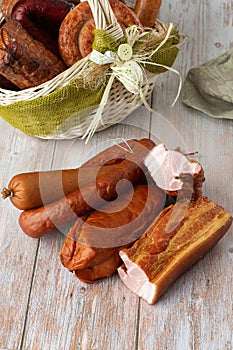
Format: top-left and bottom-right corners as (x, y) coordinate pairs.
(1, 165), (116, 210)
(81, 138), (149, 167)
(0, 20), (66, 89)
(0, 73), (19, 90)
(2, 138), (148, 210)
(1, 0), (19, 19)
(134, 0), (162, 27)
(11, 0), (74, 55)
(18, 138), (155, 238)
(60, 184), (166, 282)
(58, 0), (142, 66)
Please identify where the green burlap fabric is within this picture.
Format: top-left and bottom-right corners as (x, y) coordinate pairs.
(182, 48), (233, 119)
(0, 27), (180, 137)
(133, 27), (180, 74)
(93, 29), (126, 53)
(0, 80), (106, 137)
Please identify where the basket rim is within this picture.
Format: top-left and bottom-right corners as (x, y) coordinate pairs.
(0, 8), (92, 106)
(0, 1), (122, 105)
(0, 6), (167, 106)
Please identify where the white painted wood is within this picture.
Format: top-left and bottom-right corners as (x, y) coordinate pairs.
(138, 1), (233, 350)
(0, 119), (56, 350)
(0, 1), (232, 350)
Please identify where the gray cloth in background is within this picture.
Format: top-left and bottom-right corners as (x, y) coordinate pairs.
(182, 48), (233, 119)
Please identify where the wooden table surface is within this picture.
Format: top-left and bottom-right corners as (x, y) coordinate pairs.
(0, 1), (233, 350)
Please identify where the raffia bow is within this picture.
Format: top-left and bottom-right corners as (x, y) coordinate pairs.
(77, 0), (182, 142)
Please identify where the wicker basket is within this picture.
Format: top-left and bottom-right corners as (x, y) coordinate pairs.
(0, 0), (172, 140)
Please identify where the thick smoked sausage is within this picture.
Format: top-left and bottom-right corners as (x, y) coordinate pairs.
(11, 0), (74, 55)
(18, 138), (155, 238)
(60, 184), (165, 282)
(2, 138), (149, 210)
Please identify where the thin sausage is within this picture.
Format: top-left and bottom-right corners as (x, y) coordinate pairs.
(58, 0), (142, 66)
(79, 18), (96, 58)
(58, 1), (93, 66)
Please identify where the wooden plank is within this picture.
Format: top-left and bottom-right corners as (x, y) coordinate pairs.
(138, 1), (233, 350)
(0, 119), (56, 350)
(21, 110), (152, 350)
(1, 0), (232, 349)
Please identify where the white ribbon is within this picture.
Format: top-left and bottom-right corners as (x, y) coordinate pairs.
(111, 60), (144, 94)
(82, 24), (181, 142)
(89, 50), (117, 65)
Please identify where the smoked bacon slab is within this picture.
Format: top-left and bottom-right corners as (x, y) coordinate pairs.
(118, 197), (232, 304)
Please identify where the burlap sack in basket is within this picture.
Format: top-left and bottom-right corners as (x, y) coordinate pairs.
(0, 0), (180, 140)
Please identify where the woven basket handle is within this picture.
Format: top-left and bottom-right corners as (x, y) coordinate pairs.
(0, 10), (4, 23)
(87, 0), (124, 40)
